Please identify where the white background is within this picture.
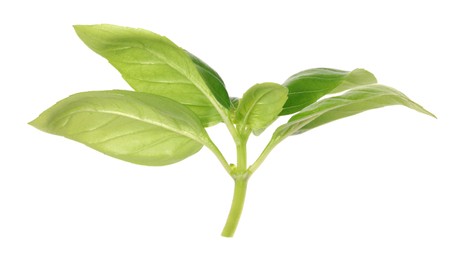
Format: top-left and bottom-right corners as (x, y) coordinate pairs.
(1, 0), (463, 259)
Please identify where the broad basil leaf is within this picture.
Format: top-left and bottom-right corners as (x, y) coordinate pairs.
(29, 90), (212, 166)
(73, 24), (230, 126)
(272, 84), (436, 145)
(280, 68), (377, 115)
(235, 83), (288, 135)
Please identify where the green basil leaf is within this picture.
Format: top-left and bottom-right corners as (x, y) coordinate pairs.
(235, 83), (288, 135)
(280, 68), (377, 115)
(73, 24), (230, 126)
(186, 51), (230, 109)
(29, 90), (212, 166)
(272, 84), (436, 144)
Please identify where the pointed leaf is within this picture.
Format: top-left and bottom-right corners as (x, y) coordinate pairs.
(73, 24), (230, 126)
(280, 68), (377, 115)
(235, 83), (288, 135)
(30, 90), (212, 166)
(272, 84), (435, 144)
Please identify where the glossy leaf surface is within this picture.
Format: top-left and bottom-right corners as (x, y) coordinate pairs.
(273, 84), (435, 144)
(30, 90), (211, 166)
(235, 83), (288, 135)
(187, 51), (230, 109)
(281, 68), (377, 115)
(74, 24), (230, 126)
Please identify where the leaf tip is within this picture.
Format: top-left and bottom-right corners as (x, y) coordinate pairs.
(73, 24), (87, 33)
(417, 102), (437, 119)
(28, 116), (43, 130)
(73, 24), (107, 37)
(29, 111), (53, 132)
(73, 24), (92, 42)
(426, 110), (438, 119)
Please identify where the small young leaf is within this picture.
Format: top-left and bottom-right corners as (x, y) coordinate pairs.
(73, 24), (230, 126)
(280, 68), (377, 115)
(29, 90), (212, 166)
(230, 97), (240, 110)
(272, 84), (435, 144)
(235, 83), (288, 135)
(229, 97), (240, 122)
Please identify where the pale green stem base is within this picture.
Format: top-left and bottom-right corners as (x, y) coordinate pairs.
(221, 178), (248, 237)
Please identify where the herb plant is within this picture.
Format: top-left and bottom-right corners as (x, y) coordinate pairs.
(30, 24), (435, 237)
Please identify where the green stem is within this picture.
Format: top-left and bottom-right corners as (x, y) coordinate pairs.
(221, 178), (248, 237)
(221, 128), (250, 237)
(219, 107), (242, 144)
(236, 139), (247, 172)
(248, 139), (278, 175)
(207, 141), (232, 174)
